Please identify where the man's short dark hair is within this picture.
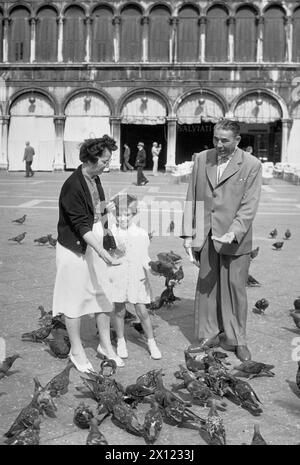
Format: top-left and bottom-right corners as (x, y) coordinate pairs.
(214, 119), (241, 137)
(79, 135), (117, 163)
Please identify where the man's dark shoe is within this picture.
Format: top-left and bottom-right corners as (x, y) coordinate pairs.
(236, 345), (251, 362)
(187, 335), (220, 353)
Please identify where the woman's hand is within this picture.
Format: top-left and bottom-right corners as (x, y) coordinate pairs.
(97, 249), (121, 266)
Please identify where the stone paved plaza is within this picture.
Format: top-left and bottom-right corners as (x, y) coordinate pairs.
(0, 170), (300, 445)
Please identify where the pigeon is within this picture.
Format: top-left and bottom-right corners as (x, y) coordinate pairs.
(136, 369), (165, 392)
(34, 235), (49, 245)
(0, 354), (21, 379)
(44, 334), (71, 358)
(272, 241), (284, 250)
(175, 368), (221, 408)
(205, 400), (226, 445)
(253, 298), (269, 315)
(86, 417), (108, 445)
(5, 418), (41, 445)
(157, 251), (182, 265)
(290, 311), (300, 330)
(233, 361), (275, 379)
(247, 274), (261, 287)
(22, 325), (53, 343)
(296, 361), (300, 391)
(250, 246), (259, 261)
(284, 229), (291, 240)
(225, 375), (263, 416)
(8, 232), (26, 244)
(74, 402), (94, 429)
(251, 423), (267, 445)
(129, 320), (144, 336)
(167, 220), (175, 233)
(112, 399), (146, 438)
(44, 362), (73, 397)
(143, 400), (163, 445)
(32, 377), (57, 418)
(47, 234), (57, 247)
(149, 260), (176, 280)
(268, 228), (277, 239)
(294, 298), (300, 311)
(4, 401), (40, 438)
(12, 214), (27, 224)
(184, 350), (206, 372)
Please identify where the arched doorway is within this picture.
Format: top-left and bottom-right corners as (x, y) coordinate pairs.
(234, 92), (283, 162)
(63, 92), (111, 169)
(175, 91), (225, 163)
(8, 92), (55, 171)
(120, 91), (168, 170)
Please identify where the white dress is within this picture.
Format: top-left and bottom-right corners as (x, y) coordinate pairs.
(109, 223), (152, 304)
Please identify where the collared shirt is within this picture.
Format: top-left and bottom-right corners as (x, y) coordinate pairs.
(216, 148), (237, 183)
(82, 168), (102, 223)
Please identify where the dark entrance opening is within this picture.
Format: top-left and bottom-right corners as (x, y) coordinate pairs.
(239, 121), (282, 163)
(121, 124), (168, 171)
(176, 122), (214, 164)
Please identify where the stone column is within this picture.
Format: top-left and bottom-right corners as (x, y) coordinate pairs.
(281, 119), (289, 163)
(199, 17), (206, 63)
(53, 116), (65, 171)
(285, 16), (292, 62)
(256, 16), (264, 63)
(84, 16), (92, 63)
(141, 16), (149, 63)
(169, 17), (178, 63)
(109, 117), (121, 170)
(228, 16), (235, 62)
(57, 16), (64, 63)
(113, 16), (121, 63)
(166, 117), (177, 171)
(30, 17), (36, 63)
(0, 116), (9, 170)
(3, 17), (9, 62)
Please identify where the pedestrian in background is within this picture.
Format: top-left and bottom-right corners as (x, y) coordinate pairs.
(122, 143), (134, 171)
(23, 141), (35, 177)
(151, 142), (161, 176)
(135, 142), (148, 186)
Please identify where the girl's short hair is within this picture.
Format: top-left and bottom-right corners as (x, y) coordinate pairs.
(79, 135), (117, 163)
(112, 194), (138, 216)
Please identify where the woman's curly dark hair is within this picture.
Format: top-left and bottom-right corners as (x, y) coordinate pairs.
(79, 135), (118, 163)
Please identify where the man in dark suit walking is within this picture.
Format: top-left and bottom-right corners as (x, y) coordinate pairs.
(135, 142), (148, 186)
(181, 119), (262, 362)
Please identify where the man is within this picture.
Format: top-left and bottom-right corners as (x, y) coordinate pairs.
(23, 141), (35, 177)
(181, 119), (262, 362)
(122, 143), (134, 171)
(135, 142), (148, 186)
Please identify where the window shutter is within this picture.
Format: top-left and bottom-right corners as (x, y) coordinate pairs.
(235, 8), (257, 61)
(205, 7), (228, 62)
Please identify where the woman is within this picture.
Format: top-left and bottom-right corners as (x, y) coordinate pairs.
(52, 135), (124, 372)
(151, 142), (161, 176)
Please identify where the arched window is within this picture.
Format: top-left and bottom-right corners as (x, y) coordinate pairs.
(120, 6), (142, 62)
(9, 7), (31, 62)
(91, 6), (114, 62)
(177, 6), (199, 62)
(263, 6), (286, 62)
(63, 6), (86, 62)
(205, 6), (228, 62)
(149, 6), (170, 62)
(293, 8), (300, 62)
(36, 7), (58, 62)
(235, 7), (257, 62)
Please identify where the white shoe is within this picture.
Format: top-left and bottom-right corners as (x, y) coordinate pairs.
(117, 338), (128, 359)
(147, 339), (162, 360)
(69, 353), (94, 373)
(97, 343), (125, 368)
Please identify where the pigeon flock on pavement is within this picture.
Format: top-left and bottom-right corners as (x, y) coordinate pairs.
(2, 216), (299, 445)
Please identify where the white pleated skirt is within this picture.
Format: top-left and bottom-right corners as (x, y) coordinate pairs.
(52, 222), (113, 318)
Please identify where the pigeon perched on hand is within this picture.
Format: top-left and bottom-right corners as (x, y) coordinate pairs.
(12, 214), (27, 225)
(272, 241), (284, 250)
(284, 229), (291, 240)
(253, 298), (269, 315)
(34, 235), (49, 245)
(8, 232), (26, 244)
(0, 354), (20, 379)
(268, 228), (277, 239)
(251, 423), (267, 445)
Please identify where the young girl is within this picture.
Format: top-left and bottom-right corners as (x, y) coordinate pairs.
(107, 193), (162, 361)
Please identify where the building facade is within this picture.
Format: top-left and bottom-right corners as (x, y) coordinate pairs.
(0, 0), (300, 171)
